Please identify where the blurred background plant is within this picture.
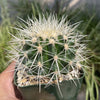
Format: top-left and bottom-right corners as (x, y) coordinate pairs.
(0, 0), (11, 72)
(0, 0), (100, 99)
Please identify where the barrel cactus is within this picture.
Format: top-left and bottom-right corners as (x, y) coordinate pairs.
(9, 15), (87, 100)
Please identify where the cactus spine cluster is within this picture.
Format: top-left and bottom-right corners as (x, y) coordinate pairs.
(9, 15), (87, 90)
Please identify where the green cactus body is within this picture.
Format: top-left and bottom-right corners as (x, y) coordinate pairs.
(9, 15), (87, 100)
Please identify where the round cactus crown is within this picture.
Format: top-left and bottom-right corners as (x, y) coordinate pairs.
(9, 15), (87, 87)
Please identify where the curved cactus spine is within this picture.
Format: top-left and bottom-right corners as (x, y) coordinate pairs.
(8, 15), (87, 91)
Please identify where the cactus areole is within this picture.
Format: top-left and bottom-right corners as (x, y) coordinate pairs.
(9, 15), (86, 100)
